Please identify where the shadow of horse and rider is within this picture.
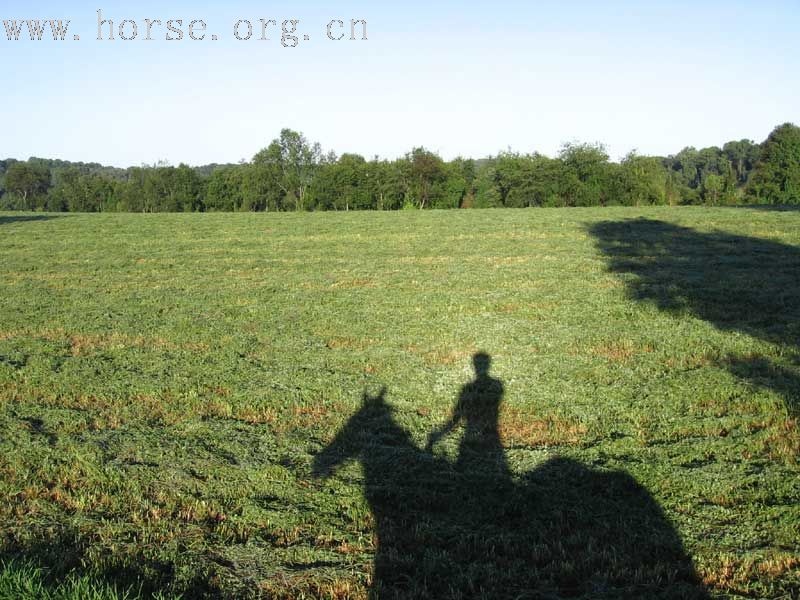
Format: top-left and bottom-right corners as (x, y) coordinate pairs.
(314, 353), (707, 599)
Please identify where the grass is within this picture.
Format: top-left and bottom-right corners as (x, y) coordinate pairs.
(0, 559), (176, 600)
(0, 207), (798, 599)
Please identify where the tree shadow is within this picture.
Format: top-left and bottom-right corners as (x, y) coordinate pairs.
(589, 218), (800, 416)
(723, 205), (800, 212)
(0, 524), (212, 599)
(0, 214), (62, 225)
(314, 358), (707, 599)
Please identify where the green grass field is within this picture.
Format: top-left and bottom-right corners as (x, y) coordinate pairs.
(0, 208), (798, 599)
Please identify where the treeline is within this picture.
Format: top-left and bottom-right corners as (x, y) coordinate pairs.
(1, 124), (798, 212)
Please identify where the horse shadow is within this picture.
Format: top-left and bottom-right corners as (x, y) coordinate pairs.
(313, 356), (707, 599)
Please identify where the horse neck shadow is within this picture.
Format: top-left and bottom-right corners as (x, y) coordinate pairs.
(313, 387), (416, 481)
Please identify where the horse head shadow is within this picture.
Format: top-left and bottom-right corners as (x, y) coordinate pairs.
(313, 388), (458, 596)
(314, 362), (708, 599)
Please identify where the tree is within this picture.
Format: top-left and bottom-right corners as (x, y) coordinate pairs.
(494, 152), (533, 208)
(473, 163), (502, 208)
(615, 152), (669, 206)
(703, 173), (725, 205)
(0, 124), (792, 213)
(48, 167), (112, 212)
(0, 160), (11, 202)
(723, 139), (760, 185)
(336, 154), (370, 211)
(241, 162), (279, 211)
(170, 164), (204, 212)
(559, 143), (611, 206)
(252, 129), (321, 211)
(747, 123), (800, 204)
(206, 166), (246, 211)
(665, 145), (739, 204)
(309, 154), (370, 211)
(404, 147), (446, 209)
(439, 157), (474, 209)
(4, 161), (51, 209)
(366, 159), (404, 210)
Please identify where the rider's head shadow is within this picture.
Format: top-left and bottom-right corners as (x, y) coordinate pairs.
(473, 351), (491, 378)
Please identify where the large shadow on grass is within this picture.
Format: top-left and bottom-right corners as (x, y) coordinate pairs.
(314, 356), (706, 599)
(589, 219), (800, 416)
(725, 204), (800, 212)
(0, 214), (62, 226)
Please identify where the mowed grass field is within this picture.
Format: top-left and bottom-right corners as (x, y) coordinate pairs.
(0, 208), (798, 599)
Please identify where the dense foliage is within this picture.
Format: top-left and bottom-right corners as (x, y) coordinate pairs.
(1, 124), (798, 212)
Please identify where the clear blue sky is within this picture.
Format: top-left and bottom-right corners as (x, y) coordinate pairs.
(3, 0), (799, 166)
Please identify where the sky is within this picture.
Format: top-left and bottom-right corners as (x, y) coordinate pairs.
(3, 0), (799, 167)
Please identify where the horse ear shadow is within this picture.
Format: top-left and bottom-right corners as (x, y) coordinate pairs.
(362, 386), (388, 406)
(313, 387), (394, 479)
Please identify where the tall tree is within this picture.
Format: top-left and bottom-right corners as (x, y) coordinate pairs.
(615, 152), (668, 206)
(206, 165), (246, 211)
(559, 143), (611, 206)
(4, 161), (51, 209)
(404, 147), (446, 209)
(723, 140), (760, 185)
(366, 158), (404, 210)
(48, 167), (112, 212)
(253, 129), (321, 211)
(747, 123), (800, 204)
(472, 162), (502, 208)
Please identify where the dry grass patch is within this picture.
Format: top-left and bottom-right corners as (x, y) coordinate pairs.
(497, 303), (523, 313)
(484, 255), (530, 266)
(406, 345), (478, 367)
(397, 256), (453, 265)
(235, 402), (347, 433)
(586, 340), (655, 363)
(326, 337), (379, 351)
(68, 332), (175, 356)
(330, 279), (377, 289)
(0, 328), (208, 354)
(701, 552), (800, 595)
(592, 279), (624, 289)
(258, 574), (368, 600)
(759, 417), (800, 464)
(202, 399), (233, 419)
(500, 407), (586, 446)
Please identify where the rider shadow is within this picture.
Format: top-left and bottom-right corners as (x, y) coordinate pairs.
(427, 353), (509, 481)
(313, 354), (707, 599)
